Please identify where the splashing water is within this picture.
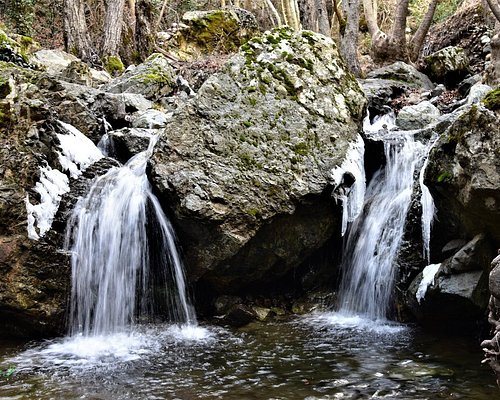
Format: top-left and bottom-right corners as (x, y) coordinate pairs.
(65, 135), (196, 336)
(337, 113), (434, 320)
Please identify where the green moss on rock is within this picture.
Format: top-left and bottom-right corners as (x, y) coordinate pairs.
(104, 55), (125, 76)
(482, 89), (500, 111)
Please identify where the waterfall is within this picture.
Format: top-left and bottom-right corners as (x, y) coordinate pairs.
(65, 136), (196, 336)
(337, 113), (434, 320)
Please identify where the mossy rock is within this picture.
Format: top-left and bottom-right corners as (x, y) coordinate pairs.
(159, 8), (260, 61)
(103, 55), (125, 77)
(482, 88), (500, 111)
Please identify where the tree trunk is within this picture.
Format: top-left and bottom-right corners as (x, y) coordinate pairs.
(408, 0), (439, 61)
(134, 0), (156, 62)
(340, 0), (361, 76)
(300, 0), (318, 30)
(102, 0), (127, 57)
(362, 0), (380, 37)
(63, 0), (95, 63)
(369, 0), (409, 63)
(316, 0), (331, 35)
(389, 0), (410, 58)
(485, 0), (500, 21)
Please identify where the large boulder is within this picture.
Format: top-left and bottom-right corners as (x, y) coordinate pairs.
(424, 46), (470, 88)
(361, 62), (434, 117)
(396, 100), (441, 130)
(150, 28), (366, 295)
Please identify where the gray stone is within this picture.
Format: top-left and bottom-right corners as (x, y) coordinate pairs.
(131, 109), (171, 129)
(425, 105), (500, 241)
(396, 101), (441, 130)
(424, 46), (470, 87)
(366, 61), (434, 90)
(151, 28), (366, 294)
(108, 128), (158, 161)
(102, 53), (176, 101)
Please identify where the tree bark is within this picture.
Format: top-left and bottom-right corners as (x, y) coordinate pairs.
(316, 0), (331, 35)
(264, 0), (282, 26)
(102, 0), (127, 57)
(340, 0), (361, 76)
(63, 0), (95, 63)
(408, 0), (439, 61)
(485, 0), (500, 21)
(300, 0), (318, 30)
(362, 0), (380, 37)
(389, 0), (410, 58)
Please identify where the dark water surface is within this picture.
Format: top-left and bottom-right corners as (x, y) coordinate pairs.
(0, 313), (497, 399)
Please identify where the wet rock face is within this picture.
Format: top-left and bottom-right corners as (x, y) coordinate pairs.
(151, 28), (366, 295)
(425, 105), (500, 243)
(407, 234), (493, 332)
(482, 254), (500, 386)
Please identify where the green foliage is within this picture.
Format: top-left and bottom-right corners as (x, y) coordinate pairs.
(433, 0), (462, 23)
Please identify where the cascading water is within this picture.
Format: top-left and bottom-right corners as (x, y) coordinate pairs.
(65, 135), (196, 336)
(337, 113), (435, 320)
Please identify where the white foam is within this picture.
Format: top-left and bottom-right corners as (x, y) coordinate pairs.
(416, 263), (441, 304)
(304, 312), (406, 335)
(165, 325), (214, 342)
(57, 121), (103, 178)
(363, 111), (397, 135)
(25, 165), (70, 240)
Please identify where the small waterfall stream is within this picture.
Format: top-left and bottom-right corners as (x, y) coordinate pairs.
(337, 113), (435, 320)
(65, 135), (196, 336)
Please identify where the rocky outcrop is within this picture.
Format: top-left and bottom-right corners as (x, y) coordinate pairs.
(424, 46), (470, 87)
(361, 62), (434, 117)
(0, 44), (156, 337)
(150, 28), (366, 295)
(422, 3), (493, 75)
(156, 8), (259, 61)
(407, 234), (492, 331)
(425, 104), (500, 243)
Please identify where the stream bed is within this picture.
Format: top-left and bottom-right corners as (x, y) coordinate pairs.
(0, 313), (497, 399)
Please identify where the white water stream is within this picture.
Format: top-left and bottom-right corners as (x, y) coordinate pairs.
(65, 135), (196, 336)
(337, 113), (436, 320)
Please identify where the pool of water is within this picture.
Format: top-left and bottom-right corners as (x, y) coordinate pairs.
(0, 312), (497, 399)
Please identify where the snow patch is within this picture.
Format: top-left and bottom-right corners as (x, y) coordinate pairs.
(416, 263), (441, 304)
(25, 166), (70, 240)
(57, 121), (103, 178)
(331, 135), (366, 236)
